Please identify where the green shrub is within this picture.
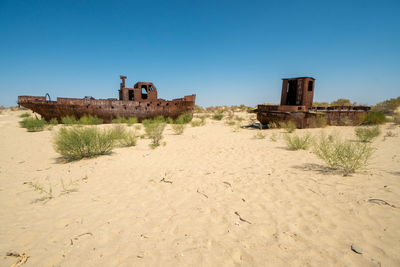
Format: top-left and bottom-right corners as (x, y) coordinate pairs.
(54, 126), (115, 160)
(172, 123), (186, 135)
(225, 120), (236, 126)
(143, 119), (166, 147)
(49, 118), (59, 125)
(280, 120), (296, 133)
(154, 115), (166, 123)
(363, 111), (386, 125)
(126, 117), (138, 126)
(176, 113), (192, 124)
(355, 126), (381, 142)
(119, 130), (137, 147)
(79, 115), (103, 125)
(285, 133), (313, 150)
(20, 117), (47, 132)
(112, 115), (127, 124)
(61, 116), (78, 125)
(19, 112), (31, 118)
(313, 134), (374, 175)
(191, 119), (206, 127)
(213, 113), (224, 120)
(109, 125), (127, 140)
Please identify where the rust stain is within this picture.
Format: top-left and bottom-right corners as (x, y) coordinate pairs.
(18, 76), (196, 122)
(256, 77), (370, 128)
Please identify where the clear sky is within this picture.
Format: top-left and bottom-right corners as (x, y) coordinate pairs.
(1, 0), (399, 107)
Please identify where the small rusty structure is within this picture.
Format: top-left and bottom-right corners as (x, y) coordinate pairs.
(18, 76), (196, 122)
(256, 77), (370, 128)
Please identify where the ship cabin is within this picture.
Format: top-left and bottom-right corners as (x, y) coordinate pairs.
(118, 75), (158, 102)
(279, 77), (315, 112)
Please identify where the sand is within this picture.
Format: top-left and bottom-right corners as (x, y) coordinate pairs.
(0, 110), (399, 266)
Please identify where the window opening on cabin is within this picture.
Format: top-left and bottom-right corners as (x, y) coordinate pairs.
(128, 90), (134, 101)
(149, 85), (154, 91)
(308, 80), (313, 91)
(141, 85), (148, 100)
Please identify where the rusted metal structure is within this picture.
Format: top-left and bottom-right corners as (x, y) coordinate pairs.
(256, 77), (370, 128)
(18, 76), (196, 122)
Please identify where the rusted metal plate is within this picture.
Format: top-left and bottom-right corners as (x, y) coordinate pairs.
(18, 76), (196, 122)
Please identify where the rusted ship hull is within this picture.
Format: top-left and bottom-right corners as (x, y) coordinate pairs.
(256, 77), (371, 128)
(256, 104), (370, 128)
(18, 95), (196, 122)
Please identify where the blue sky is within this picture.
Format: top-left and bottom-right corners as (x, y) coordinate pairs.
(1, 0), (399, 107)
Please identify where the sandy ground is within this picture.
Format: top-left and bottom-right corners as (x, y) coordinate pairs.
(0, 110), (399, 267)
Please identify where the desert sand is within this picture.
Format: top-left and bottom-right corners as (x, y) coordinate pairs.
(0, 109), (399, 267)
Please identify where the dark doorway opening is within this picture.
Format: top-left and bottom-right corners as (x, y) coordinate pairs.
(141, 85), (148, 100)
(286, 80), (298, 105)
(128, 90), (134, 101)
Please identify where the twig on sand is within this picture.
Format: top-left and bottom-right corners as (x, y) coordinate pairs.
(71, 232), (93, 246)
(234, 211), (252, 224)
(6, 251), (29, 267)
(196, 189), (208, 198)
(368, 199), (398, 208)
(160, 177), (173, 184)
(160, 172), (173, 184)
(223, 181), (232, 187)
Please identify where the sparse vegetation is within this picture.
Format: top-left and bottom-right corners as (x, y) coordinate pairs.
(253, 131), (266, 139)
(54, 126), (116, 161)
(49, 118), (58, 125)
(61, 116), (78, 125)
(313, 134), (374, 176)
(363, 111), (387, 125)
(176, 113), (192, 124)
(280, 120), (296, 133)
(118, 129), (137, 147)
(26, 181), (54, 202)
(20, 117), (47, 132)
(60, 178), (80, 195)
(127, 117), (138, 126)
(79, 115), (103, 125)
(19, 112), (31, 118)
(330, 98), (355, 106)
(109, 125), (127, 140)
(143, 119), (166, 147)
(191, 119), (206, 127)
(172, 123), (186, 135)
(373, 96), (400, 115)
(285, 133), (313, 150)
(212, 113), (224, 120)
(112, 115), (127, 124)
(225, 120), (236, 126)
(270, 133), (278, 142)
(355, 126), (381, 142)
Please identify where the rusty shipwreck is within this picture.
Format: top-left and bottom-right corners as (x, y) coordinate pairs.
(18, 76), (196, 122)
(256, 77), (370, 128)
